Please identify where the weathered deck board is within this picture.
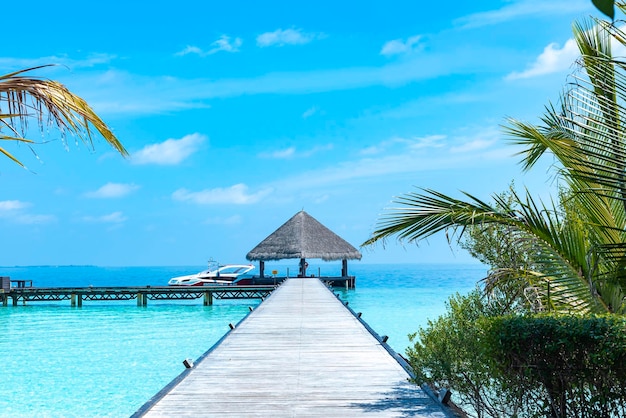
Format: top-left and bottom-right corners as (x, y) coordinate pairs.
(135, 278), (452, 417)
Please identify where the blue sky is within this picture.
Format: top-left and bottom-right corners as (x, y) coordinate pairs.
(0, 0), (604, 267)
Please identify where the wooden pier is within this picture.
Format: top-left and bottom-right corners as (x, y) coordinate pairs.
(133, 278), (456, 417)
(0, 285), (276, 307)
(254, 275), (356, 289)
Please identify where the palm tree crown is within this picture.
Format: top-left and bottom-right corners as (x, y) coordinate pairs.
(365, 11), (626, 314)
(0, 65), (127, 166)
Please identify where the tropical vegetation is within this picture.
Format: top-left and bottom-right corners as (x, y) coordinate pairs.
(364, 5), (626, 417)
(409, 293), (626, 417)
(0, 65), (127, 166)
(365, 11), (626, 315)
(594, 0), (616, 19)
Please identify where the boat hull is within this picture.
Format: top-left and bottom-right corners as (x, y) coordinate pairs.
(168, 264), (256, 286)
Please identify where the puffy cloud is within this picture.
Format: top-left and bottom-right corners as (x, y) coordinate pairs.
(507, 38), (579, 80)
(207, 35), (243, 54)
(259, 144), (333, 159)
(0, 200), (54, 224)
(175, 45), (204, 56)
(176, 35), (242, 56)
(380, 35), (423, 56)
(508, 22), (626, 80)
(0, 200), (29, 211)
(172, 183), (273, 204)
(132, 133), (206, 165)
(256, 28), (323, 47)
(85, 183), (140, 198)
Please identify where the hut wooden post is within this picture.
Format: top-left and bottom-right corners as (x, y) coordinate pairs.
(342, 259), (348, 277)
(299, 258), (306, 277)
(259, 261), (265, 278)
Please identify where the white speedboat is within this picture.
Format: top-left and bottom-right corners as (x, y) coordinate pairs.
(168, 263), (256, 286)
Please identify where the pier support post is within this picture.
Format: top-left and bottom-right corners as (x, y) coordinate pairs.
(137, 293), (147, 307)
(12, 295), (18, 306)
(71, 294), (83, 307)
(204, 292), (213, 306)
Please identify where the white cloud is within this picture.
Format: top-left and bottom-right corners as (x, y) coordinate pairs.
(380, 35), (423, 56)
(0, 200), (29, 211)
(302, 106), (319, 118)
(256, 28), (324, 47)
(507, 23), (626, 81)
(0, 200), (55, 224)
(55, 45), (500, 116)
(266, 127), (509, 192)
(176, 35), (242, 57)
(132, 133), (206, 165)
(408, 135), (447, 150)
(450, 138), (496, 153)
(507, 38), (579, 80)
(262, 147), (296, 159)
(175, 46), (203, 56)
(360, 135), (445, 155)
(455, 0), (590, 29)
(259, 144), (333, 159)
(208, 35), (243, 54)
(85, 182), (140, 198)
(82, 211), (127, 223)
(172, 183), (273, 205)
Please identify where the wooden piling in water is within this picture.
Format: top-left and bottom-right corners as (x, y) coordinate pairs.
(203, 292), (212, 306)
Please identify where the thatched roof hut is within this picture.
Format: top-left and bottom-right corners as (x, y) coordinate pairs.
(246, 210), (362, 278)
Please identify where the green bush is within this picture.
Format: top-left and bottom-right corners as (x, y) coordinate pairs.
(408, 292), (626, 417)
(406, 289), (521, 417)
(483, 315), (626, 417)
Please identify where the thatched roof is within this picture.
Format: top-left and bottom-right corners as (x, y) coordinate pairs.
(246, 211), (362, 261)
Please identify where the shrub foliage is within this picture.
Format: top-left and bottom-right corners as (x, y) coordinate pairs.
(408, 292), (626, 417)
(484, 315), (626, 417)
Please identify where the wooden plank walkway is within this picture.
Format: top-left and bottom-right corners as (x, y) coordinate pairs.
(134, 278), (454, 417)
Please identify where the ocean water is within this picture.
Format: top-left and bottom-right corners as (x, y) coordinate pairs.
(0, 263), (485, 417)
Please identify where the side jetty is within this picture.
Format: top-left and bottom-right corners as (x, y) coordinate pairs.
(133, 278), (457, 417)
(0, 281), (275, 307)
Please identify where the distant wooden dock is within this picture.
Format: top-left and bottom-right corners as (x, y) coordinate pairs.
(0, 285), (276, 307)
(254, 274), (356, 289)
(133, 278), (456, 417)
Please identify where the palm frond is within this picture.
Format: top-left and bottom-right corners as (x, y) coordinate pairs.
(0, 65), (128, 165)
(363, 188), (515, 246)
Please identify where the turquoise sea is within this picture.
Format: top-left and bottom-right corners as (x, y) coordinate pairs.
(0, 263), (485, 417)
